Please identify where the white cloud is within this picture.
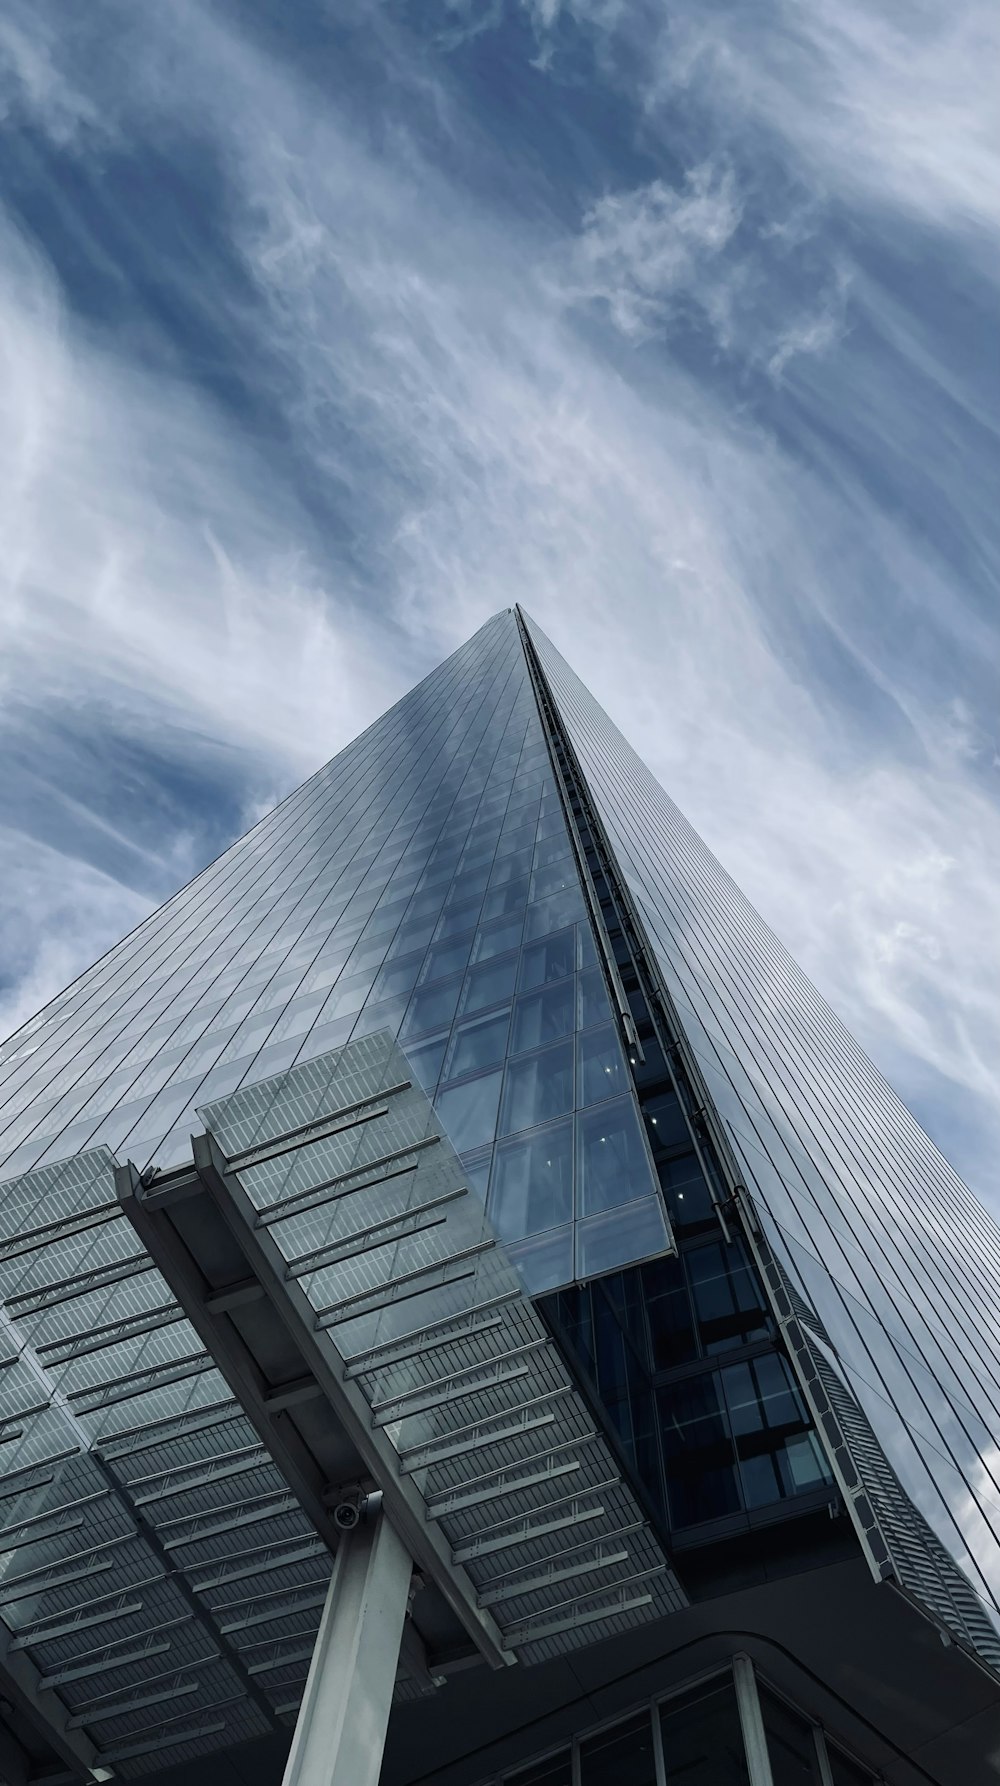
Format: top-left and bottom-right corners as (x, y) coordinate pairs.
(0, 0), (997, 1216)
(567, 163), (742, 339)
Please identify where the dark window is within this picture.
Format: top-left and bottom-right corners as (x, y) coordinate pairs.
(660, 1678), (750, 1783)
(579, 1712), (657, 1785)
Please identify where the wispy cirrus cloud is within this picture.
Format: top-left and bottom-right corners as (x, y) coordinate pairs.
(0, 0), (997, 1208)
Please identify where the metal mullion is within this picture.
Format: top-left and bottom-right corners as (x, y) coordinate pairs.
(451, 1479), (620, 1560)
(10, 1580), (162, 1650)
(65, 1348), (209, 1401)
(7, 1255), (155, 1317)
(504, 1560), (666, 1634)
(478, 1541), (633, 1608)
(227, 1083), (410, 1167)
(343, 1292), (519, 1373)
(38, 1637), (175, 1690)
(160, 1492), (300, 1551)
(96, 1392), (239, 1453)
(66, 1676), (200, 1730)
(398, 1392), (572, 1472)
(651, 1697), (668, 1786)
(36, 1304), (184, 1362)
(131, 1447), (270, 1504)
(813, 1727), (836, 1786)
(190, 1537), (327, 1593)
(0, 1487), (111, 1538)
(427, 1454), (582, 1518)
(259, 1140), (439, 1223)
(283, 1187), (467, 1275)
(0, 1202), (120, 1262)
(314, 1237), (495, 1320)
(427, 1430), (596, 1503)
(371, 1337), (550, 1414)
(733, 1655), (776, 1786)
(218, 1588), (329, 1635)
(128, 1439), (266, 1490)
(0, 1513), (84, 1555)
(0, 1530), (137, 1597)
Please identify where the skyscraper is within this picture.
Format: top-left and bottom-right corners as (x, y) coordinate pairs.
(1, 608), (999, 1786)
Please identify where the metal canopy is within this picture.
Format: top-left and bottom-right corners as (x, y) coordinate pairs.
(0, 1034), (684, 1781)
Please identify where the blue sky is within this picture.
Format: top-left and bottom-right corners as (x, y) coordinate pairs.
(0, 0), (998, 1201)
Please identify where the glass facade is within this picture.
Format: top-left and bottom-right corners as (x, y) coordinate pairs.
(3, 603), (1000, 1782)
(0, 613), (669, 1295)
(474, 1662), (878, 1786)
(526, 608), (1000, 1639)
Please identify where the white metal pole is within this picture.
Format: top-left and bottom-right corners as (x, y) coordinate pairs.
(282, 1511), (413, 1786)
(733, 1655), (776, 1786)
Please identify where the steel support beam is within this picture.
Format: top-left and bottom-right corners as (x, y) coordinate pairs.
(281, 1513), (412, 1786)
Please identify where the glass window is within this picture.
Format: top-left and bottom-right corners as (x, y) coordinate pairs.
(419, 936), (473, 986)
(578, 1025), (628, 1104)
(511, 980), (575, 1053)
(401, 976), (463, 1039)
(445, 1009), (511, 1079)
(644, 1090), (690, 1151)
(461, 954), (519, 1015)
(435, 1072), (502, 1154)
(472, 914), (524, 962)
(827, 1747), (876, 1785)
(575, 1199), (670, 1281)
(533, 830), (573, 869)
(370, 953), (423, 1002)
(659, 1152), (715, 1231)
(577, 1098), (653, 1215)
(642, 1255), (699, 1370)
(501, 1041), (574, 1136)
(530, 858), (579, 903)
(506, 1747), (572, 1785)
(402, 1034), (448, 1093)
(758, 1687), (821, 1785)
(579, 1711), (657, 1785)
(660, 1679), (750, 1784)
(434, 899), (482, 941)
(482, 876), (530, 921)
(578, 965), (612, 1028)
(659, 1373), (741, 1526)
(505, 1224), (574, 1296)
(519, 929), (576, 992)
(523, 883), (586, 939)
(490, 1119), (573, 1241)
(489, 846), (534, 886)
(577, 922), (599, 968)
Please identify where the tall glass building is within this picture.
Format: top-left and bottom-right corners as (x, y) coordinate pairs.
(2, 608), (1000, 1786)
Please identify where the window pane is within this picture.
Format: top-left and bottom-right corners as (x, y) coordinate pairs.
(519, 929), (576, 992)
(461, 954), (519, 1014)
(577, 1098), (653, 1215)
(490, 1120), (573, 1241)
(579, 1711), (657, 1785)
(523, 883), (587, 938)
(659, 1374), (741, 1526)
(505, 1224), (574, 1295)
(472, 914), (524, 962)
(435, 1071), (502, 1154)
(827, 1748), (876, 1786)
(419, 936), (473, 985)
(512, 980), (575, 1053)
(501, 1041), (574, 1135)
(578, 1025), (628, 1104)
(575, 1199), (670, 1281)
(660, 1679), (749, 1784)
(481, 875), (530, 920)
(530, 858), (579, 902)
(578, 965), (612, 1028)
(404, 1035), (448, 1093)
(445, 1009), (511, 1079)
(401, 976), (462, 1039)
(506, 1748), (573, 1785)
(758, 1687), (821, 1785)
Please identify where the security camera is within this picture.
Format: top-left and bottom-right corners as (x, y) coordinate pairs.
(331, 1488), (383, 1530)
(333, 1498), (362, 1531)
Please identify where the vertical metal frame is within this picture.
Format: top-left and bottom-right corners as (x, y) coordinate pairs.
(813, 1725), (836, 1786)
(733, 1654), (776, 1786)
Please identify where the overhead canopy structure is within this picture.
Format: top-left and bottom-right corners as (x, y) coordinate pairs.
(0, 1034), (683, 1781)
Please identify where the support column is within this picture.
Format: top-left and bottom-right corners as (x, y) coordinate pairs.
(282, 1511), (413, 1786)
